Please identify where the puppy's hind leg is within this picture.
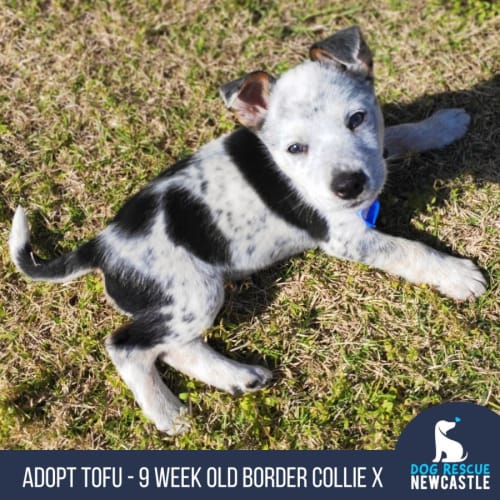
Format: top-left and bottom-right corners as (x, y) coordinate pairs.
(384, 109), (470, 160)
(162, 338), (273, 396)
(106, 314), (189, 435)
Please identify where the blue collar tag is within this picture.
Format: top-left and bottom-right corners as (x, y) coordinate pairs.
(358, 199), (380, 228)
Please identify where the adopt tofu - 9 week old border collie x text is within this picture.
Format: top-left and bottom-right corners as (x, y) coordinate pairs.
(9, 26), (486, 435)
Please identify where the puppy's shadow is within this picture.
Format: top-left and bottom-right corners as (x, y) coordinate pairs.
(381, 75), (499, 244)
(209, 263), (288, 369)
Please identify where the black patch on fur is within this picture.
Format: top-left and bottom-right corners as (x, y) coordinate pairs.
(157, 156), (193, 179)
(163, 186), (230, 264)
(112, 156), (197, 236)
(110, 313), (172, 350)
(15, 239), (100, 280)
(225, 128), (329, 240)
(104, 270), (173, 317)
(112, 188), (158, 236)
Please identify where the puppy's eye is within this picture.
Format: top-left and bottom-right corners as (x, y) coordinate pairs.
(347, 111), (366, 131)
(287, 143), (308, 154)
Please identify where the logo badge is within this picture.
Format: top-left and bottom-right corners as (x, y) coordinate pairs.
(432, 417), (468, 463)
(396, 402), (497, 493)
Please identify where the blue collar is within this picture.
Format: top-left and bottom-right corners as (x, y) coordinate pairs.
(358, 199), (380, 228)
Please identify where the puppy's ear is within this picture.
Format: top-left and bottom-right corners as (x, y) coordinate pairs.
(309, 25), (373, 79)
(219, 71), (276, 129)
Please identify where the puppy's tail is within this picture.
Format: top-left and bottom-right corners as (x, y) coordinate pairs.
(9, 206), (99, 283)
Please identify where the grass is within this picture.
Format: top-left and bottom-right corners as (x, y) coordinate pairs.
(0, 0), (498, 450)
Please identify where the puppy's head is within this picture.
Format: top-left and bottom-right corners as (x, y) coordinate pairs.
(221, 26), (386, 214)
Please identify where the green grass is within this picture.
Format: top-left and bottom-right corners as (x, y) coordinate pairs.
(0, 0), (498, 449)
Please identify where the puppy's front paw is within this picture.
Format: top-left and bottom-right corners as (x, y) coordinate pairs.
(427, 108), (471, 148)
(154, 403), (191, 436)
(245, 366), (273, 391)
(230, 365), (273, 396)
(436, 256), (486, 300)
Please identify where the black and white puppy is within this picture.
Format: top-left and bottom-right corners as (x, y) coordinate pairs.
(9, 26), (486, 434)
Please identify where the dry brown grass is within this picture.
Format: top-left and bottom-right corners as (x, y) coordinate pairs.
(0, 0), (498, 449)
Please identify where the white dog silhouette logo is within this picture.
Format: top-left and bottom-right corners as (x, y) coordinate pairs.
(432, 417), (468, 463)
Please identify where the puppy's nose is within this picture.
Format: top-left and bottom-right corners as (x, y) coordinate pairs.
(331, 171), (367, 199)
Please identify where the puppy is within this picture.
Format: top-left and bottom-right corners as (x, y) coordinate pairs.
(9, 26), (486, 434)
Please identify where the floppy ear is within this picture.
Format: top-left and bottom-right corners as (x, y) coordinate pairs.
(309, 25), (373, 79)
(219, 71), (276, 129)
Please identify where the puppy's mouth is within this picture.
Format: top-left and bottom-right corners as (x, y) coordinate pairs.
(346, 199), (366, 208)
(346, 179), (384, 209)
(346, 187), (380, 207)
(345, 195), (375, 210)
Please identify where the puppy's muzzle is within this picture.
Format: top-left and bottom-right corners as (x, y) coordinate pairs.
(331, 171), (367, 200)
